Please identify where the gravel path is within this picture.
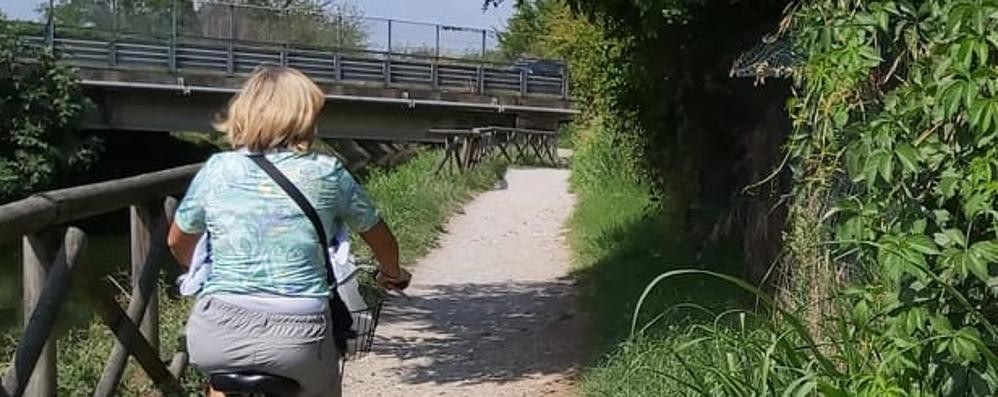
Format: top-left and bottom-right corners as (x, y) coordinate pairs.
(343, 167), (583, 396)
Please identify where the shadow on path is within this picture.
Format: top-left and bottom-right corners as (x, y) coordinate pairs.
(368, 278), (583, 386)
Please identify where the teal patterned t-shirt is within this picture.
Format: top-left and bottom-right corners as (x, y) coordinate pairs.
(174, 150), (381, 298)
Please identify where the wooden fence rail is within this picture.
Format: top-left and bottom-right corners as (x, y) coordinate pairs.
(0, 164), (201, 397)
(0, 164), (201, 242)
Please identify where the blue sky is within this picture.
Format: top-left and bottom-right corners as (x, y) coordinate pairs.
(1, 1), (514, 29)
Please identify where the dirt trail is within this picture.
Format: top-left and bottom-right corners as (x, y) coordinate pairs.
(343, 167), (583, 396)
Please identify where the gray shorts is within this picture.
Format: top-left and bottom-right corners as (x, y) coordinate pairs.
(185, 296), (341, 397)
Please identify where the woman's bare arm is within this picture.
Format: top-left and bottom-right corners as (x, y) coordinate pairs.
(167, 222), (201, 270)
(359, 220), (410, 289)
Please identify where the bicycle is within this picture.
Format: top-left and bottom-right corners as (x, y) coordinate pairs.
(208, 265), (400, 397)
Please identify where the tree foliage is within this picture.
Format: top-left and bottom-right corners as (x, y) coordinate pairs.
(496, 0), (546, 59)
(497, 0), (648, 189)
(49, 0), (368, 50)
(0, 16), (98, 201)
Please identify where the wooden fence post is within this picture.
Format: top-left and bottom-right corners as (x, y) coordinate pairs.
(130, 202), (158, 353)
(95, 197), (175, 397)
(89, 281), (183, 396)
(4, 228), (87, 397)
(21, 231), (59, 397)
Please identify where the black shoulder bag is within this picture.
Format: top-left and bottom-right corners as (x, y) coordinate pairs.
(247, 154), (356, 355)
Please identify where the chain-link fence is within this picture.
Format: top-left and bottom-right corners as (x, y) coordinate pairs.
(16, 0), (502, 60)
(439, 25), (488, 59)
(386, 20), (495, 59)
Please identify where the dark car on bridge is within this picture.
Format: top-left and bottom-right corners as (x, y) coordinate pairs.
(513, 59), (566, 78)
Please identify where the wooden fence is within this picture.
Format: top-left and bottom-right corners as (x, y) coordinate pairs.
(429, 126), (561, 174)
(0, 164), (201, 397)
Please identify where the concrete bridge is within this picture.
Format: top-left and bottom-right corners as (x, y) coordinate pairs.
(19, 1), (575, 142)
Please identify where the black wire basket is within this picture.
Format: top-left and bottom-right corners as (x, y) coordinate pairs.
(344, 300), (384, 359)
(341, 267), (387, 360)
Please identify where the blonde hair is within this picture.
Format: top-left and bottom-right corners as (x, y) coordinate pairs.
(214, 66), (325, 152)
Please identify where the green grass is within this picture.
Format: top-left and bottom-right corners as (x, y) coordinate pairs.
(569, 180), (657, 345)
(362, 150), (507, 264)
(566, 142), (956, 395)
(568, 145), (752, 395)
(579, 320), (785, 396)
(558, 125), (575, 149)
(580, 331), (715, 396)
(3, 149), (507, 395)
(54, 287), (200, 396)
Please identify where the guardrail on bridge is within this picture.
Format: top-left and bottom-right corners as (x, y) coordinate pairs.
(12, 0), (570, 99)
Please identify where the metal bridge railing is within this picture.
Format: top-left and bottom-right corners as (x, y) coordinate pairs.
(8, 0), (569, 99)
(21, 35), (566, 97)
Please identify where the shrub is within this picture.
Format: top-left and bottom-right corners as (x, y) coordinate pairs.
(0, 16), (101, 201)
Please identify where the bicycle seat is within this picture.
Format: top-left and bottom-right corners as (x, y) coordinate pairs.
(209, 372), (299, 395)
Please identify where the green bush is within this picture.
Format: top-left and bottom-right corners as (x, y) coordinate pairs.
(0, 16), (101, 202)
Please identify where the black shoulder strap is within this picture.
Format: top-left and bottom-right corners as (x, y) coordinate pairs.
(247, 154), (336, 287)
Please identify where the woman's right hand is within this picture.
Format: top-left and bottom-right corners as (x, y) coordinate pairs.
(376, 268), (412, 291)
(360, 220), (408, 290)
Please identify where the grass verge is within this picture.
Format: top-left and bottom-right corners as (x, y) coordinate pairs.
(361, 150), (507, 263)
(569, 166), (751, 396)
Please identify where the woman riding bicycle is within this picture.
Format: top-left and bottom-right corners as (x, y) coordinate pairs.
(167, 66), (412, 397)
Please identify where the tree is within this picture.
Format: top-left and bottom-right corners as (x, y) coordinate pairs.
(281, 1), (368, 50)
(0, 16), (100, 201)
(48, 0), (369, 50)
(47, 0), (186, 37)
(496, 0), (544, 59)
(498, 0), (606, 61)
